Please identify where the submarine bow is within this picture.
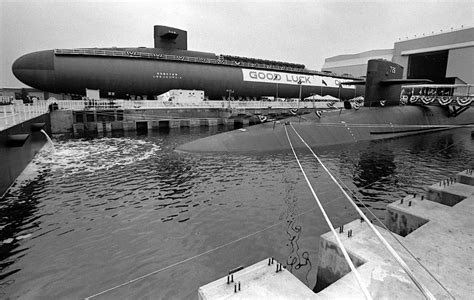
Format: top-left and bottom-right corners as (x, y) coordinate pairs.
(12, 50), (57, 92)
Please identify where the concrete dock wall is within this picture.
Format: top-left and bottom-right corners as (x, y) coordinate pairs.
(49, 107), (315, 135)
(0, 113), (51, 196)
(50, 110), (73, 134)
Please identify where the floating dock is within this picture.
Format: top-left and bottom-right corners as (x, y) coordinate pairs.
(199, 169), (474, 299)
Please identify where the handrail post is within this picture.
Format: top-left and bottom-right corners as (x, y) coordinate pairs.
(23, 104), (27, 121)
(3, 106), (7, 125)
(11, 105), (15, 124)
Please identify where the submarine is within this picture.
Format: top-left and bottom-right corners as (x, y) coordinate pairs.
(176, 59), (474, 153)
(12, 25), (362, 100)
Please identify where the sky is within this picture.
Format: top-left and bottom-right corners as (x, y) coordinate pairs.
(1, 0), (473, 87)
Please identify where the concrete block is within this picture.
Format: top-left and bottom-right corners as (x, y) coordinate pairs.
(199, 259), (314, 300)
(207, 119), (218, 126)
(456, 170), (474, 186)
(200, 119), (209, 126)
(385, 198), (429, 236)
(150, 120), (159, 129)
(110, 121), (123, 131)
(224, 119), (235, 126)
(189, 119), (201, 127)
(105, 123), (112, 132)
(50, 110), (73, 134)
(426, 182), (473, 206)
(180, 119), (190, 127)
(123, 121), (136, 131)
(169, 120), (181, 128)
(315, 223), (366, 292)
(72, 123), (84, 136)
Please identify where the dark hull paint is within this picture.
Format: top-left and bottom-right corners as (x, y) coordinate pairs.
(12, 50), (361, 99)
(175, 105), (474, 153)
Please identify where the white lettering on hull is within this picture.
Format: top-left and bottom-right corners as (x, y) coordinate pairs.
(241, 69), (355, 89)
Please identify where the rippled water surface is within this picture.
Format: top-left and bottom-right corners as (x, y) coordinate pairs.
(1, 126), (473, 299)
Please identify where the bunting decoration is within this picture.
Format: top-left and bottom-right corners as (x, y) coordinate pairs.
(456, 96), (473, 107)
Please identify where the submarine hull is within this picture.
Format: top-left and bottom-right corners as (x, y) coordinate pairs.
(175, 105), (474, 153)
(12, 49), (359, 100)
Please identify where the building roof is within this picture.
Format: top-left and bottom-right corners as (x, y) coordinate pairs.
(325, 49), (394, 62)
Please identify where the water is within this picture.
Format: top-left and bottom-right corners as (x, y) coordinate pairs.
(0, 126), (473, 299)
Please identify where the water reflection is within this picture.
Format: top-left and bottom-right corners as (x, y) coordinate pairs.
(280, 176), (312, 283)
(354, 143), (396, 189)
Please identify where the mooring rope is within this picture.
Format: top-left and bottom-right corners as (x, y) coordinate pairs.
(284, 126), (373, 300)
(289, 123), (435, 300)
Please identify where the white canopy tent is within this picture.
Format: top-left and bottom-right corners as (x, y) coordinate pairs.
(322, 95), (339, 101)
(304, 94), (325, 101)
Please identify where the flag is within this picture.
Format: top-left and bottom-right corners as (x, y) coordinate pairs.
(322, 79), (327, 86)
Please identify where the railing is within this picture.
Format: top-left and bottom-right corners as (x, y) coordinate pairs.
(400, 84), (474, 106)
(54, 49), (356, 79)
(49, 99), (343, 111)
(0, 100), (49, 131)
(54, 49), (307, 73)
(0, 98), (343, 131)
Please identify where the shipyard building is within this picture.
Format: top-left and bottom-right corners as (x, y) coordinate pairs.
(322, 27), (474, 85)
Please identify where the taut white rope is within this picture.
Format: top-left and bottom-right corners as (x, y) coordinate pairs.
(284, 126), (372, 300)
(335, 176), (455, 299)
(289, 123), (435, 300)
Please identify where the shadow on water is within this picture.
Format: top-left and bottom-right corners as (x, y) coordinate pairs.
(0, 174), (47, 293)
(354, 145), (396, 189)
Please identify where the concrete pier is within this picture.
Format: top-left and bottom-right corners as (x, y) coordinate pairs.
(317, 169), (474, 299)
(198, 170), (474, 299)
